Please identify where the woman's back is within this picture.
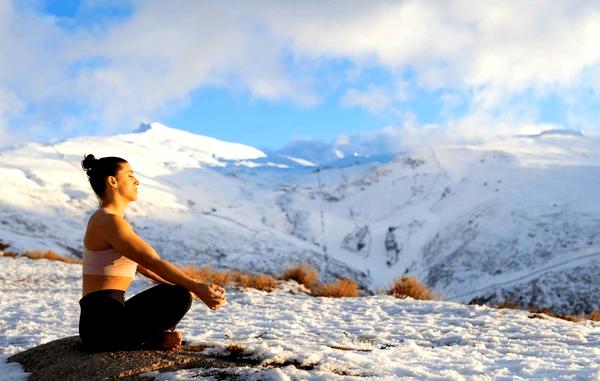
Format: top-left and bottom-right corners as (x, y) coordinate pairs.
(84, 208), (120, 250)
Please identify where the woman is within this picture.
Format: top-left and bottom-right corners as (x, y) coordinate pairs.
(79, 154), (225, 352)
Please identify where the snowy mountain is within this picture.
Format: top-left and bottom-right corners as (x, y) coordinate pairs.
(1, 123), (600, 314)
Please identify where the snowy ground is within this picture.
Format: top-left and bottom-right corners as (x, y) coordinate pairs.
(1, 257), (600, 380)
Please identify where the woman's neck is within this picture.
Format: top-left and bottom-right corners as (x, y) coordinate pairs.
(99, 202), (126, 217)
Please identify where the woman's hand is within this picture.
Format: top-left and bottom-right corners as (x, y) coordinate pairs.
(192, 282), (226, 310)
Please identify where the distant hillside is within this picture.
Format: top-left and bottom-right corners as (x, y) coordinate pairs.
(1, 123), (599, 313)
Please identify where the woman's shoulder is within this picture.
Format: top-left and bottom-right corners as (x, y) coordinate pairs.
(88, 209), (125, 228)
(85, 209), (131, 249)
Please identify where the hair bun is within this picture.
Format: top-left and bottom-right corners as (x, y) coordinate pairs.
(81, 154), (97, 172)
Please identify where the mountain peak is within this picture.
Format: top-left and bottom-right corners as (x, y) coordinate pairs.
(132, 122), (171, 134)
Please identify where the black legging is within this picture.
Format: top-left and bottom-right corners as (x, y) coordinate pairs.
(79, 284), (192, 352)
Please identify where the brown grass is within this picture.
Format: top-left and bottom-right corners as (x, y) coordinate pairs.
(492, 302), (591, 323)
(22, 250), (82, 264)
(559, 315), (586, 323)
(181, 266), (278, 292)
(589, 310), (600, 322)
(388, 276), (435, 300)
(225, 342), (246, 356)
(312, 278), (359, 297)
(229, 271), (250, 287)
(6, 241), (600, 320)
(247, 274), (278, 291)
(527, 307), (587, 322)
(528, 307), (558, 318)
(283, 263), (318, 287)
(0, 241), (16, 257)
(181, 266), (233, 286)
(495, 301), (521, 309)
(528, 306), (552, 314)
(230, 270), (278, 291)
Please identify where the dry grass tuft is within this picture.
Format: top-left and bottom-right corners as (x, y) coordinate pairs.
(283, 263), (319, 287)
(312, 278), (359, 297)
(22, 250), (81, 264)
(495, 301), (521, 310)
(182, 266), (278, 292)
(0, 241), (16, 257)
(229, 271), (249, 286)
(560, 315), (586, 323)
(181, 266), (233, 287)
(589, 310), (600, 322)
(526, 306), (589, 322)
(492, 302), (591, 323)
(528, 306), (555, 315)
(247, 273), (278, 292)
(388, 276), (435, 300)
(225, 342), (245, 356)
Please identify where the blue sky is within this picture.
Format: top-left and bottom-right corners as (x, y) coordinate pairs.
(2, 1), (600, 152)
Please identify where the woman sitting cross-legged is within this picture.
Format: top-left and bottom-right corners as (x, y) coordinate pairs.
(79, 154), (226, 352)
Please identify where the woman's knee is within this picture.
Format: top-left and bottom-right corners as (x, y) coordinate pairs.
(166, 285), (193, 311)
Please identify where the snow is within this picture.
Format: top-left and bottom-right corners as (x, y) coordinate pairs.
(280, 155), (317, 167)
(2, 256), (600, 380)
(1, 122), (600, 321)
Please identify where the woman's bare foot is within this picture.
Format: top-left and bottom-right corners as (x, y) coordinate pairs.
(160, 331), (183, 351)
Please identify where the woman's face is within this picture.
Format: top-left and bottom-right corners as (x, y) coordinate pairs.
(112, 162), (139, 201)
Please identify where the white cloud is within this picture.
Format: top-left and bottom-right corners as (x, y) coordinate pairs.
(341, 86), (390, 113)
(259, 0), (600, 125)
(264, 1), (600, 91)
(0, 1), (318, 144)
(394, 117), (547, 149)
(2, 0), (600, 147)
(66, 1), (315, 128)
(336, 125), (406, 155)
(326, 112), (562, 157)
(277, 114), (565, 162)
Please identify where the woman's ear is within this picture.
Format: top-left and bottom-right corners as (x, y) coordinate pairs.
(107, 176), (118, 189)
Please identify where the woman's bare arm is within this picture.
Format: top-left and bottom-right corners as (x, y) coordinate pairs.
(102, 214), (225, 309)
(137, 265), (173, 285)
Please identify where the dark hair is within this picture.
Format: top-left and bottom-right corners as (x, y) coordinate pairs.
(81, 154), (128, 199)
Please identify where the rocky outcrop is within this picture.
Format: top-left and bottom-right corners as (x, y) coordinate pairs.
(7, 336), (254, 381)
(341, 226), (371, 257)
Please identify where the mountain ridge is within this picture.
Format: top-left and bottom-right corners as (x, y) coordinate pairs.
(1, 122), (599, 313)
